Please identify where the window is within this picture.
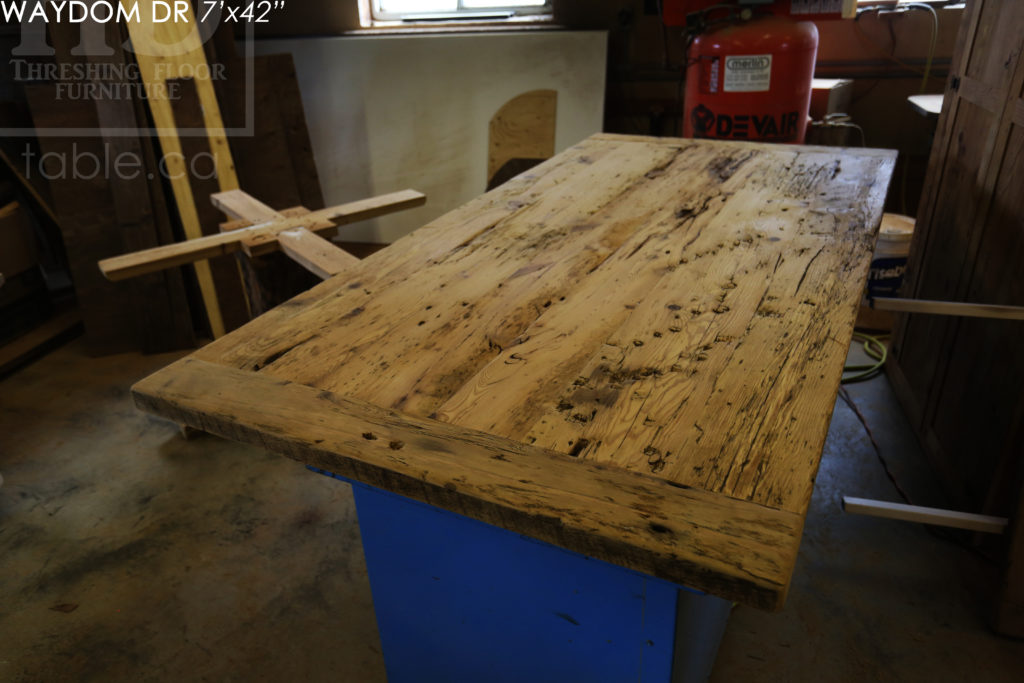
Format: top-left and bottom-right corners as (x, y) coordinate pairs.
(372, 0), (552, 23)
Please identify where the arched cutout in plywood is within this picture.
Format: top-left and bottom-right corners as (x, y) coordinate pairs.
(487, 89), (558, 190)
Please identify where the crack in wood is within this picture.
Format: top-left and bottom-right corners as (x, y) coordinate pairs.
(794, 246), (826, 294)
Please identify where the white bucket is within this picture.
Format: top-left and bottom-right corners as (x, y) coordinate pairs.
(867, 213), (914, 298)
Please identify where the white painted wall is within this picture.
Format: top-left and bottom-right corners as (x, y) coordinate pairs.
(254, 31), (607, 243)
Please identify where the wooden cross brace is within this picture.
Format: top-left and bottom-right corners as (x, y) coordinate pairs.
(870, 296), (1024, 321)
(98, 189), (426, 282)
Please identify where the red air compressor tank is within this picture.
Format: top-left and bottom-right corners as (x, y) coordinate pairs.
(683, 15), (818, 143)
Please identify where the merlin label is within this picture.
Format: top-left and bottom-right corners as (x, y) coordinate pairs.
(790, 0), (845, 15)
(723, 54), (772, 93)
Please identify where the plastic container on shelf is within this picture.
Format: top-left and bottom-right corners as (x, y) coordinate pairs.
(867, 213), (915, 299)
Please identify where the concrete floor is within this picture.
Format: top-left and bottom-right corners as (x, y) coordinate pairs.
(1, 340), (1022, 682)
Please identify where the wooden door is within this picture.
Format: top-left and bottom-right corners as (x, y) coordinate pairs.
(888, 0), (1024, 636)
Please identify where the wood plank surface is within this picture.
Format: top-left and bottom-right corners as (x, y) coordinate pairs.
(884, 0), (1024, 636)
(276, 228), (360, 279)
(169, 77), (251, 332)
(25, 86), (187, 355)
(25, 17), (195, 355)
(198, 39), (327, 318)
(88, 19), (196, 353)
(218, 206), (333, 313)
(133, 357), (803, 610)
(210, 51), (329, 316)
(134, 134), (896, 610)
(216, 53), (327, 215)
(125, 0), (241, 337)
(212, 190), (284, 223)
(488, 89), (557, 185)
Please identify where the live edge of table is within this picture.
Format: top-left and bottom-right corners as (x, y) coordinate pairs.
(133, 133), (896, 613)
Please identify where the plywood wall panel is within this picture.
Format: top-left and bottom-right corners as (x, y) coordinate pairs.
(253, 31), (607, 244)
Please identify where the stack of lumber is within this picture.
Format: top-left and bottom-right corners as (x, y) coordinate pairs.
(19, 9), (326, 353)
(26, 20), (194, 354)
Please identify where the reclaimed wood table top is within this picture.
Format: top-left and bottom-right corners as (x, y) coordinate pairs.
(133, 133), (896, 611)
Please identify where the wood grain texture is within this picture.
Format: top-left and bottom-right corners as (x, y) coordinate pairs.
(134, 134), (896, 610)
(212, 189), (284, 256)
(206, 44), (327, 318)
(25, 85), (192, 355)
(885, 0), (1024, 637)
(212, 190), (283, 223)
(216, 54), (327, 215)
(218, 205), (330, 314)
(169, 77), (251, 332)
(26, 17), (195, 354)
(276, 228), (360, 280)
(132, 357), (803, 611)
(126, 0), (240, 337)
(488, 89), (557, 184)
(219, 206), (330, 233)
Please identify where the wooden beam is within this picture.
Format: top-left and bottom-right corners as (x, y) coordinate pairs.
(239, 189), (425, 256)
(126, 1), (242, 338)
(98, 190), (425, 281)
(872, 297), (1024, 321)
(219, 206), (329, 233)
(212, 189), (287, 256)
(277, 228), (360, 280)
(211, 190), (284, 224)
(842, 496), (1009, 534)
(132, 357), (805, 611)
